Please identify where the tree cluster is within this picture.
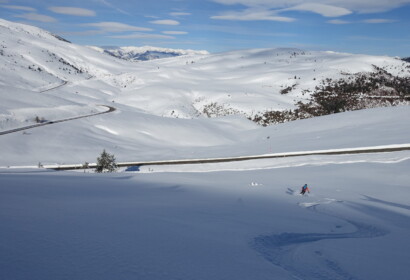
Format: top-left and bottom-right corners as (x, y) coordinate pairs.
(251, 66), (410, 126)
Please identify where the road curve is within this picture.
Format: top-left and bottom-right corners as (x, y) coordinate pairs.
(0, 105), (116, 136)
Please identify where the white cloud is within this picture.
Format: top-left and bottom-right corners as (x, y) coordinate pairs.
(212, 0), (279, 6)
(110, 33), (175, 39)
(162, 31), (188, 35)
(281, 3), (352, 17)
(59, 30), (106, 36)
(211, 0), (410, 14)
(48, 7), (96, 17)
(15, 13), (57, 23)
(150, 20), (180, 25)
(211, 3), (352, 22)
(211, 8), (296, 22)
(328, 18), (396, 24)
(2, 5), (36, 12)
(328, 19), (351, 24)
(85, 22), (152, 32)
(170, 12), (191, 16)
(362, 19), (396, 23)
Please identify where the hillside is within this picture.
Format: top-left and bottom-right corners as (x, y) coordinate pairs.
(1, 18), (409, 122)
(0, 18), (409, 167)
(1, 18), (409, 280)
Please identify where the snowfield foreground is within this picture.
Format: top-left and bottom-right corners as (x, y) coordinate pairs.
(1, 154), (409, 280)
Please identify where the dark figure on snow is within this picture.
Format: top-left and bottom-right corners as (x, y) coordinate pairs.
(300, 184), (310, 195)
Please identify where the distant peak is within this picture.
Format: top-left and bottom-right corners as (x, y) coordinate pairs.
(97, 45), (209, 61)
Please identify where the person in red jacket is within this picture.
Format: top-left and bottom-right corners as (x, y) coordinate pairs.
(300, 184), (310, 195)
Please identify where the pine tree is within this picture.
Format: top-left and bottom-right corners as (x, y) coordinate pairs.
(95, 150), (117, 173)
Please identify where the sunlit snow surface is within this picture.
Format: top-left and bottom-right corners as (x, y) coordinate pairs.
(0, 18), (409, 280)
(1, 156), (409, 280)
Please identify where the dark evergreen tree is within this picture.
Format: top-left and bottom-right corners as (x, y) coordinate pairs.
(95, 150), (117, 173)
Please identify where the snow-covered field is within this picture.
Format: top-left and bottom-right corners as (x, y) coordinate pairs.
(1, 151), (409, 280)
(0, 18), (409, 279)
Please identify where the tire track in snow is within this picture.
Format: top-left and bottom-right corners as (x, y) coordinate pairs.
(252, 211), (388, 280)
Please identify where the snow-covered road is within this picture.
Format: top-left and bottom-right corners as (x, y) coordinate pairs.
(0, 105), (116, 136)
(46, 143), (410, 170)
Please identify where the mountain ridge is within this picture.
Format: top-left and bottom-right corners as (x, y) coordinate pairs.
(92, 46), (209, 61)
(1, 17), (409, 122)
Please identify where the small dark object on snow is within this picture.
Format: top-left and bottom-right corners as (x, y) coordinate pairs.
(300, 184), (310, 195)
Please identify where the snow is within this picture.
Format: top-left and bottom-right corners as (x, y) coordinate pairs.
(1, 156), (409, 279)
(0, 18), (409, 280)
(94, 125), (119, 135)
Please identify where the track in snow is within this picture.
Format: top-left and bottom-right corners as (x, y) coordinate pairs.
(252, 212), (388, 280)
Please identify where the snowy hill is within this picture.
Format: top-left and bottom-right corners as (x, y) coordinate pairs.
(1, 18), (409, 122)
(1, 18), (410, 280)
(0, 17), (409, 166)
(93, 46), (209, 61)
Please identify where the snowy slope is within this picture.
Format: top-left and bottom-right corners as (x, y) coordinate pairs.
(1, 18), (410, 280)
(1, 18), (409, 122)
(0, 19), (139, 90)
(0, 18), (410, 167)
(1, 151), (409, 280)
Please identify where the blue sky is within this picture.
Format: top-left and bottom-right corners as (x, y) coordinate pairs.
(1, 0), (410, 56)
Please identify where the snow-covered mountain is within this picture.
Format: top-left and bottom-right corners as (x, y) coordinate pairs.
(91, 46), (209, 61)
(0, 17), (409, 166)
(1, 18), (409, 121)
(1, 18), (410, 280)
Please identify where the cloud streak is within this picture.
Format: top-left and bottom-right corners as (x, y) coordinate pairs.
(85, 22), (152, 32)
(150, 20), (180, 25)
(363, 19), (396, 24)
(2, 5), (36, 12)
(280, 3), (352, 17)
(328, 18), (396, 24)
(212, 0), (410, 14)
(93, 0), (130, 15)
(15, 13), (57, 23)
(211, 8), (295, 22)
(170, 12), (191, 16)
(162, 31), (188, 35)
(110, 33), (175, 39)
(328, 19), (351, 24)
(48, 7), (96, 17)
